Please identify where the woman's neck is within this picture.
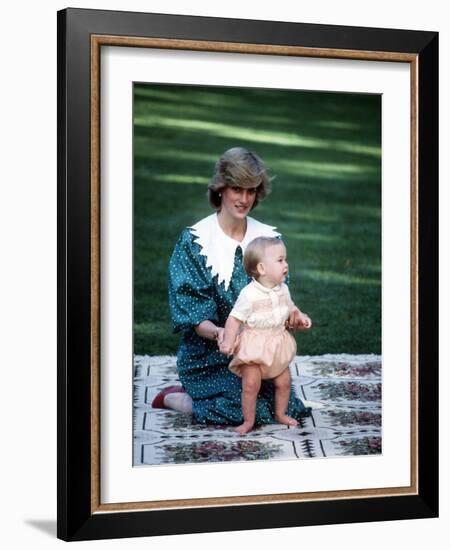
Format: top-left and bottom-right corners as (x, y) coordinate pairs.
(217, 210), (247, 242)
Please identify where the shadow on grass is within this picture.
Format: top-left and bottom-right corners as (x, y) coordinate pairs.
(133, 84), (381, 356)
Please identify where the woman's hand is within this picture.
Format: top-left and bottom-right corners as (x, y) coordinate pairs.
(195, 321), (224, 341)
(216, 327), (225, 345)
(286, 306), (312, 331)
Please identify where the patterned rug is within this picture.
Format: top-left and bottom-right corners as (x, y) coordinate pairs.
(133, 354), (382, 466)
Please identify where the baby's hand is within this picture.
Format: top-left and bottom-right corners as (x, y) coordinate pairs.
(219, 341), (234, 356)
(286, 306), (312, 331)
(299, 312), (312, 329)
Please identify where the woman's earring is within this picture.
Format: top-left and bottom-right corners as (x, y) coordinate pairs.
(218, 193), (222, 197)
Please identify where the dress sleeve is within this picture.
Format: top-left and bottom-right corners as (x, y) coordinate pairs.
(168, 229), (219, 333)
(229, 288), (252, 323)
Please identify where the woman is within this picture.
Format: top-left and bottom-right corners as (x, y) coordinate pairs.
(152, 147), (311, 425)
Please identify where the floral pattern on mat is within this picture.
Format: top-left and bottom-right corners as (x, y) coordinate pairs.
(133, 354), (382, 466)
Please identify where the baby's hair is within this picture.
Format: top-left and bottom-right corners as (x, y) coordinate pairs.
(207, 147), (272, 210)
(243, 236), (284, 278)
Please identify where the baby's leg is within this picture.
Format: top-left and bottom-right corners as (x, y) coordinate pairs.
(273, 369), (298, 427)
(235, 365), (262, 435)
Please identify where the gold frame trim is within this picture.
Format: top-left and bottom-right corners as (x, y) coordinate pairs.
(90, 35), (419, 514)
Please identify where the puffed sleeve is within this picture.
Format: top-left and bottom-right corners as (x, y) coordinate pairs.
(168, 229), (219, 333)
(229, 287), (252, 323)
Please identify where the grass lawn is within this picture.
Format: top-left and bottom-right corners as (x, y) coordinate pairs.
(133, 84), (381, 355)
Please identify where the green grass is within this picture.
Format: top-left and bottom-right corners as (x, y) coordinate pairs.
(133, 84), (381, 355)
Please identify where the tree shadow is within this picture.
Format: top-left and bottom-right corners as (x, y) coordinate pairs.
(132, 83), (382, 356)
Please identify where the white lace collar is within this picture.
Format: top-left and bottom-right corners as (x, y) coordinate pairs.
(188, 213), (280, 290)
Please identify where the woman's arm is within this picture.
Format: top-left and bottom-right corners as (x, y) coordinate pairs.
(168, 229), (220, 334)
(194, 320), (222, 341)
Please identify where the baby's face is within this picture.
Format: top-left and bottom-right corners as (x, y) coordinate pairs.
(260, 243), (288, 286)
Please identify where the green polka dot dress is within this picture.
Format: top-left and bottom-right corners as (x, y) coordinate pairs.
(168, 221), (311, 426)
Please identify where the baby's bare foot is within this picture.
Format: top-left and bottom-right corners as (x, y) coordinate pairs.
(235, 422), (254, 435)
(275, 414), (299, 427)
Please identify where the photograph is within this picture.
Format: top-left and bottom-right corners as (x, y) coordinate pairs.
(132, 83), (382, 467)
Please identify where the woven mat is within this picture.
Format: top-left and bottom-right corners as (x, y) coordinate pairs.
(133, 354), (381, 466)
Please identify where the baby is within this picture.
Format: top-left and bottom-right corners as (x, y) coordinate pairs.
(219, 236), (311, 435)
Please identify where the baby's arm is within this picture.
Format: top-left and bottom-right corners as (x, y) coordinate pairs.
(298, 308), (312, 329)
(285, 286), (312, 330)
(220, 286), (251, 355)
(219, 315), (242, 356)
(287, 305), (312, 330)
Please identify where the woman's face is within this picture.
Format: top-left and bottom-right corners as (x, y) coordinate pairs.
(220, 185), (258, 221)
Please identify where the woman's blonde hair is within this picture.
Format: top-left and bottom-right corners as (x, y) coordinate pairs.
(207, 147), (272, 210)
(243, 236), (284, 278)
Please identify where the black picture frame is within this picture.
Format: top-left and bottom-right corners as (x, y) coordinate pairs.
(57, 7), (438, 542)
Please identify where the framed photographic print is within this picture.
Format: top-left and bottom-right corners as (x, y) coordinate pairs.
(57, 7), (438, 541)
(131, 83), (382, 467)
